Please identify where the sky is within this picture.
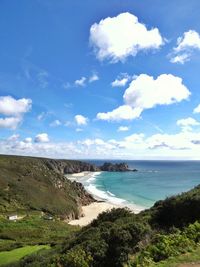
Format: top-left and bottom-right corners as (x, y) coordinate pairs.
(1, 0), (200, 159)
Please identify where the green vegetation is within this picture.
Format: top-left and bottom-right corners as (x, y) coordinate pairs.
(42, 184), (200, 267)
(0, 155), (93, 218)
(1, 155), (200, 266)
(0, 215), (79, 252)
(0, 245), (50, 266)
(149, 246), (200, 267)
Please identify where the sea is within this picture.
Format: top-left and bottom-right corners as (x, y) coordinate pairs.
(81, 160), (200, 211)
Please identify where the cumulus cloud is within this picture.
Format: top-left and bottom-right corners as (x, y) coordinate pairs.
(34, 133), (49, 143)
(90, 12), (164, 63)
(24, 137), (32, 143)
(170, 30), (200, 64)
(2, 128), (200, 159)
(177, 117), (200, 132)
(97, 105), (142, 121)
(0, 96), (32, 116)
(177, 117), (200, 127)
(74, 77), (87, 87)
(111, 73), (131, 87)
(75, 115), (88, 126)
(0, 117), (22, 129)
(193, 104), (200, 114)
(118, 126), (129, 132)
(0, 96), (32, 129)
(97, 74), (190, 121)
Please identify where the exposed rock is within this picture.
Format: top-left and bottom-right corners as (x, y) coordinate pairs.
(72, 181), (96, 206)
(44, 159), (99, 174)
(100, 162), (137, 172)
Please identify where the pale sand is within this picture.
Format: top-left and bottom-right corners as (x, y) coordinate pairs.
(71, 171), (90, 177)
(69, 202), (117, 226)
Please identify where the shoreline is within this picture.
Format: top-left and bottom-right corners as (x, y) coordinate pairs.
(66, 171), (144, 226)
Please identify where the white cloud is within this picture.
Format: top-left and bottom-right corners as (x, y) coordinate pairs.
(75, 115), (88, 126)
(90, 12), (164, 63)
(89, 73), (99, 83)
(0, 117), (22, 129)
(24, 137), (32, 143)
(97, 74), (190, 121)
(97, 105), (142, 121)
(3, 129), (200, 159)
(175, 30), (200, 52)
(34, 133), (49, 143)
(111, 73), (131, 87)
(177, 117), (200, 127)
(170, 30), (200, 64)
(0, 96), (32, 116)
(50, 120), (61, 127)
(177, 117), (200, 132)
(193, 104), (200, 114)
(8, 134), (20, 141)
(117, 126), (129, 132)
(146, 131), (200, 150)
(170, 53), (190, 64)
(124, 74), (190, 109)
(74, 77), (87, 87)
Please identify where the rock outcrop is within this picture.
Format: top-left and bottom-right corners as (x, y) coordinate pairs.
(72, 181), (96, 206)
(44, 159), (99, 174)
(100, 162), (137, 172)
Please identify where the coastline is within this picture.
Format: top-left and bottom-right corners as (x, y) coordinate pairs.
(67, 171), (144, 226)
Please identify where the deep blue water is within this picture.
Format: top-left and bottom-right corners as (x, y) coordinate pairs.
(84, 160), (200, 209)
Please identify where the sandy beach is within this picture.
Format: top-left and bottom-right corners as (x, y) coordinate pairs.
(69, 202), (117, 226)
(67, 171), (120, 226)
(67, 171), (143, 226)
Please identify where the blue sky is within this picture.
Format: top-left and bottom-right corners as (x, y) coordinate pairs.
(1, 0), (200, 159)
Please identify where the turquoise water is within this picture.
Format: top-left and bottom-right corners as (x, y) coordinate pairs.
(85, 160), (200, 209)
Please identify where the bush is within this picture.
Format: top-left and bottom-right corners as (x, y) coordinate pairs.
(60, 247), (93, 267)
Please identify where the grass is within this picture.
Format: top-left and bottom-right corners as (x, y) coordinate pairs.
(150, 245), (200, 267)
(0, 215), (79, 251)
(0, 154), (85, 217)
(0, 245), (50, 266)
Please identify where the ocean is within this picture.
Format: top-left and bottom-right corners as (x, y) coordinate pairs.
(82, 160), (200, 211)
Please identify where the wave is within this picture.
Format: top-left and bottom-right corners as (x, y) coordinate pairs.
(83, 171), (145, 213)
(107, 190), (116, 197)
(85, 184), (126, 205)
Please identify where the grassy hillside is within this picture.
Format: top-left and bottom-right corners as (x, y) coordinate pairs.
(0, 155), (95, 218)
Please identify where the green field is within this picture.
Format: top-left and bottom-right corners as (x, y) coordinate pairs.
(0, 215), (79, 252)
(0, 245), (50, 266)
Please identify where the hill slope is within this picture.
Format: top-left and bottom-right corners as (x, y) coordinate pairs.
(0, 155), (96, 219)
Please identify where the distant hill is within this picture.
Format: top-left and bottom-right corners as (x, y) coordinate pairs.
(0, 155), (96, 220)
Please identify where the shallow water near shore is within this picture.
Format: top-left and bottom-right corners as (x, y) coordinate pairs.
(81, 160), (200, 210)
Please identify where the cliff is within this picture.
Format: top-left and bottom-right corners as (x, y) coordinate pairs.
(100, 162), (137, 172)
(45, 158), (99, 174)
(0, 155), (95, 220)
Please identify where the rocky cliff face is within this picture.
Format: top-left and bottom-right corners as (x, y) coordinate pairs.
(100, 162), (137, 172)
(44, 159), (99, 174)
